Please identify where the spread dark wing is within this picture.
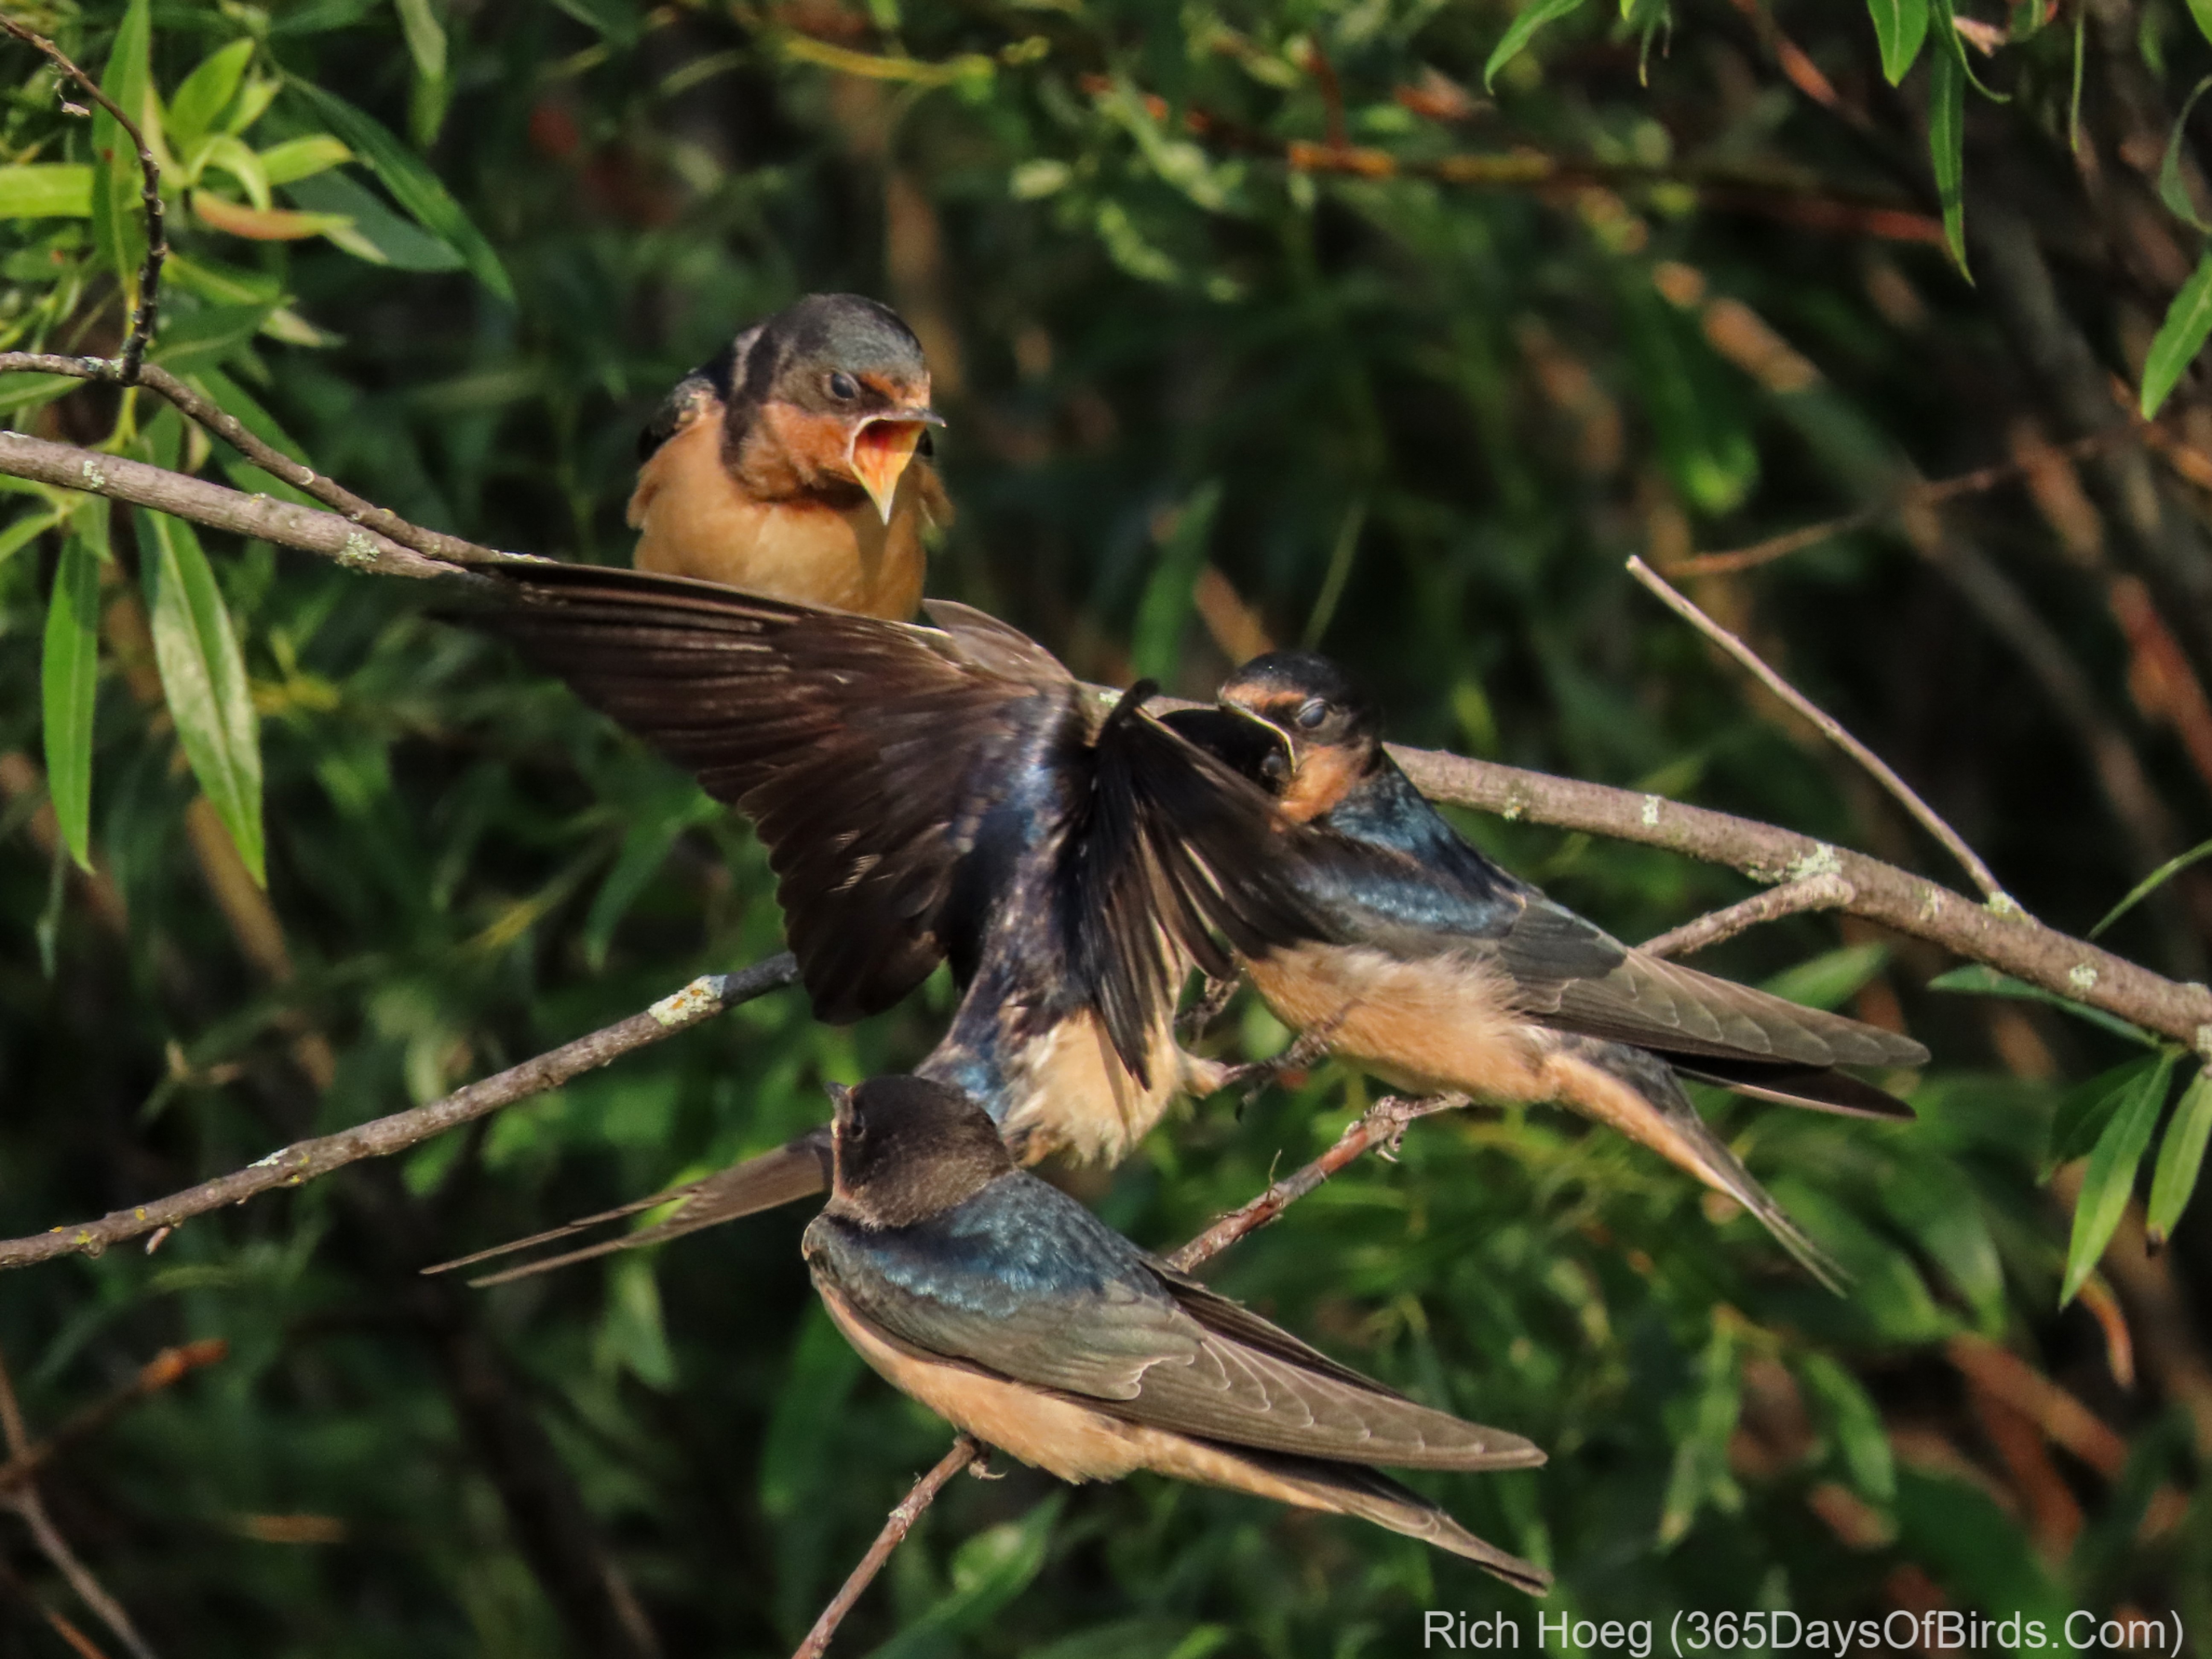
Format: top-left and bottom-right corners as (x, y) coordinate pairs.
(806, 1181), (1539, 1471)
(470, 562), (1077, 1019)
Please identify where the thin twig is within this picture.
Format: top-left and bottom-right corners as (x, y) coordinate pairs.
(1626, 555), (2016, 911)
(1639, 872), (1856, 959)
(1666, 431), (2139, 579)
(0, 956), (800, 1268)
(792, 1090), (1470, 1657)
(0, 360), (506, 566)
(6, 1495), (158, 1659)
(790, 1437), (983, 1659)
(0, 1557), (116, 1659)
(0, 1340), (227, 1495)
(0, 20), (165, 378)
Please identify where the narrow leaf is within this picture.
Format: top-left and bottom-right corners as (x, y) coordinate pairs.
(256, 135), (351, 186)
(167, 38), (256, 154)
(2147, 1068), (2212, 1246)
(1869, 0), (1930, 84)
(284, 80), (512, 302)
(2061, 1051), (2180, 1306)
(2144, 251), (2212, 416)
(91, 0), (154, 296)
(2190, 0), (2212, 48)
(2159, 79), (2212, 233)
(1484, 0), (1590, 91)
(140, 512), (265, 885)
(2090, 835), (2212, 938)
(41, 523), (105, 872)
(1927, 40), (1968, 274)
(2051, 1054), (2164, 1170)
(393, 0), (448, 83)
(0, 164), (93, 218)
(1926, 963), (2157, 1046)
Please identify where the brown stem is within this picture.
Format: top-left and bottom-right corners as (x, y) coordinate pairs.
(790, 1436), (983, 1659)
(0, 955), (800, 1268)
(0, 359), (504, 566)
(0, 20), (165, 379)
(1637, 872), (1857, 960)
(1627, 555), (2013, 909)
(0, 1341), (227, 1495)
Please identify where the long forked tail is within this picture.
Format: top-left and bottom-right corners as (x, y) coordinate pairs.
(1548, 1039), (1850, 1294)
(423, 1129), (833, 1287)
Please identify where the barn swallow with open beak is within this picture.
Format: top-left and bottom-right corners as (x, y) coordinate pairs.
(431, 565), (1325, 1282)
(1162, 652), (1931, 1291)
(629, 293), (950, 618)
(803, 1074), (1551, 1589)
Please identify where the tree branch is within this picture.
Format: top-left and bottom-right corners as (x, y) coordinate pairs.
(1627, 555), (2013, 909)
(0, 956), (800, 1269)
(0, 20), (165, 380)
(795, 1091), (1469, 1656)
(0, 431), (469, 581)
(0, 1340), (226, 1496)
(1636, 872), (1857, 960)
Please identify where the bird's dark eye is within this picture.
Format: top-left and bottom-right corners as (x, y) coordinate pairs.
(828, 372), (860, 401)
(1295, 699), (1328, 731)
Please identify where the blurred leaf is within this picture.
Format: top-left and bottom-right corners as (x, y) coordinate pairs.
(149, 303), (274, 369)
(193, 192), (349, 240)
(0, 164), (92, 218)
(393, 0), (448, 83)
(1926, 963), (2157, 1046)
(1029, 1621), (1232, 1659)
(0, 503), (67, 565)
(1869, 0), (1930, 84)
(198, 134), (274, 208)
(285, 80), (512, 301)
(256, 135), (352, 186)
(595, 1255), (676, 1388)
(2088, 834), (2212, 938)
(2061, 1050), (2179, 1306)
(2142, 250), (2212, 417)
(2157, 78), (2212, 233)
(1927, 38), (1967, 274)
(1658, 1316), (1741, 1546)
(761, 1304), (868, 1631)
(1758, 942), (1888, 1012)
(1797, 1351), (1895, 1502)
(1131, 481), (1220, 684)
(2146, 1067), (2212, 1247)
(2050, 1054), (2165, 1170)
(1484, 0), (1591, 90)
(2191, 0), (2212, 47)
(168, 38), (257, 155)
(90, 0), (154, 297)
(140, 509), (264, 884)
(869, 1494), (1063, 1659)
(41, 513), (106, 872)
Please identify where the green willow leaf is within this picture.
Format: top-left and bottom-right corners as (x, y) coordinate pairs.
(2147, 1068), (2212, 1246)
(168, 38), (257, 156)
(2142, 251), (2212, 417)
(41, 518), (106, 872)
(1869, 0), (1930, 84)
(140, 511), (265, 885)
(1927, 40), (1967, 274)
(1484, 0), (1591, 91)
(2190, 0), (2212, 48)
(1927, 963), (2157, 1047)
(2158, 78), (2212, 233)
(2061, 1050), (2180, 1307)
(2051, 1054), (2165, 1170)
(2090, 835), (2212, 938)
(285, 79), (512, 302)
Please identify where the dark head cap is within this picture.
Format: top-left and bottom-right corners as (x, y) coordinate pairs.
(828, 1075), (1015, 1228)
(743, 294), (932, 416)
(1218, 650), (1382, 757)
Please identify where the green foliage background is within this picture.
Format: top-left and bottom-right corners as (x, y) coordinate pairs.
(3, 0), (2212, 1652)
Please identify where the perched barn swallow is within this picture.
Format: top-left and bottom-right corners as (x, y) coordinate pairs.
(1163, 652), (1931, 1290)
(629, 294), (950, 617)
(804, 1074), (1551, 1589)
(437, 563), (1323, 1282)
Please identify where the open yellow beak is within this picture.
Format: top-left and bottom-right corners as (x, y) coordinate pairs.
(848, 412), (942, 525)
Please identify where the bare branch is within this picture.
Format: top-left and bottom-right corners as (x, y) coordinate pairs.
(0, 956), (800, 1269)
(791, 1437), (984, 1659)
(0, 360), (504, 566)
(0, 431), (468, 581)
(1638, 872), (1856, 960)
(0, 19), (165, 379)
(6, 1494), (158, 1659)
(1627, 555), (2013, 908)
(796, 1091), (1470, 1656)
(0, 1340), (226, 1495)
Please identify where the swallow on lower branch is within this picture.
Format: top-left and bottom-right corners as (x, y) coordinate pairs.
(803, 1074), (1551, 1590)
(630, 293), (950, 617)
(433, 566), (1322, 1282)
(1163, 652), (1932, 1292)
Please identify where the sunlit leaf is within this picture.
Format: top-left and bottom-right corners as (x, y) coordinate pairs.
(2190, 0), (2212, 47)
(2146, 1067), (2212, 1246)
(1868, 0), (1930, 84)
(0, 164), (93, 218)
(393, 0), (448, 82)
(1484, 0), (1591, 90)
(285, 79), (513, 301)
(2061, 1050), (2179, 1307)
(140, 510), (264, 885)
(256, 134), (352, 186)
(1927, 38), (1968, 274)
(192, 192), (349, 240)
(167, 38), (256, 155)
(41, 511), (106, 872)
(2142, 250), (2212, 417)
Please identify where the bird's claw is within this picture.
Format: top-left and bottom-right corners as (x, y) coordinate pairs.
(1177, 974), (1241, 1038)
